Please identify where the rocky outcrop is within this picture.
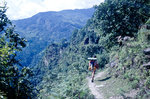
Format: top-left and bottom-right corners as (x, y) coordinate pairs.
(143, 62), (150, 69)
(143, 48), (150, 69)
(144, 48), (150, 55)
(117, 36), (134, 46)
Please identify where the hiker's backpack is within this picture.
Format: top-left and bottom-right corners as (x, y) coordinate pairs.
(90, 60), (95, 66)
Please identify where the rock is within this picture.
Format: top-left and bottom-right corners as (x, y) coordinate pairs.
(144, 48), (150, 55)
(140, 24), (150, 29)
(123, 36), (131, 41)
(145, 55), (150, 59)
(110, 59), (119, 67)
(143, 62), (150, 69)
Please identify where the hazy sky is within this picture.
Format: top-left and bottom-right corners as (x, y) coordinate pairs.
(1, 0), (104, 20)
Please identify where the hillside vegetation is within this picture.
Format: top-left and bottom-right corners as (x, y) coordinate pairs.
(33, 0), (150, 98)
(13, 8), (95, 67)
(0, 0), (150, 99)
(108, 19), (150, 98)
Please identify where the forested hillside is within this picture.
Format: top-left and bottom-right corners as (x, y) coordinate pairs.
(33, 0), (150, 98)
(1, 0), (150, 99)
(13, 8), (95, 67)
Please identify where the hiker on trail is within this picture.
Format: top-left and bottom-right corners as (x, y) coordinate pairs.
(88, 56), (99, 82)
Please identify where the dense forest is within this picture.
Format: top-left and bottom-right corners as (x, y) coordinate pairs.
(0, 0), (150, 99)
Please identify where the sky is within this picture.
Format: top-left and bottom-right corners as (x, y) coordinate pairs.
(0, 0), (104, 20)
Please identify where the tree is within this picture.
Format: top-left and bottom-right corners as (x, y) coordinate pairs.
(0, 3), (37, 98)
(93, 0), (150, 46)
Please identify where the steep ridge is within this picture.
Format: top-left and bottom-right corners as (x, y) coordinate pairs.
(1, 0), (150, 98)
(32, 0), (149, 98)
(12, 8), (95, 67)
(88, 23), (150, 98)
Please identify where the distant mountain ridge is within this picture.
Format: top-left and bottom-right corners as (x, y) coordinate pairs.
(13, 8), (95, 66)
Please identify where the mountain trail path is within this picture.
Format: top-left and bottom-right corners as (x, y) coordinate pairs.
(88, 71), (105, 99)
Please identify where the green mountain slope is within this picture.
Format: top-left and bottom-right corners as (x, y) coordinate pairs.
(12, 8), (95, 67)
(1, 0), (149, 98)
(33, 0), (150, 98)
(33, 0), (150, 99)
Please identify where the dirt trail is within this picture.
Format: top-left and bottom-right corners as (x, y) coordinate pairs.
(88, 71), (105, 99)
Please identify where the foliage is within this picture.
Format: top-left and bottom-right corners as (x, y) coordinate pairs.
(93, 0), (150, 47)
(0, 3), (37, 98)
(21, 0), (150, 98)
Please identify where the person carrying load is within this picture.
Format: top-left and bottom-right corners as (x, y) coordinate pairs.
(88, 56), (99, 82)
